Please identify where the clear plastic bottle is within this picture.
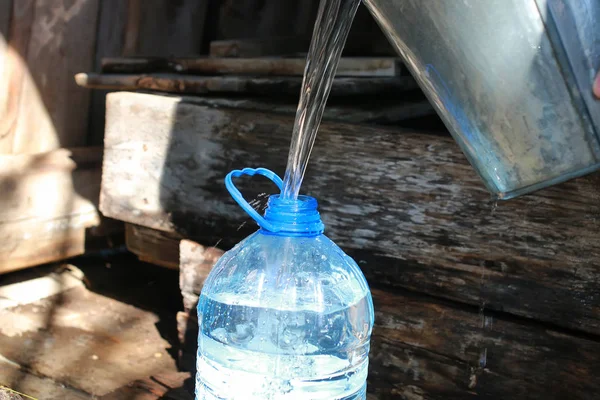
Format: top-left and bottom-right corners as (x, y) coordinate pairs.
(195, 168), (374, 400)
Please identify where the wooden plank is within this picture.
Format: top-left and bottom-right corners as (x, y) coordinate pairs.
(0, 147), (102, 273)
(165, 95), (433, 125)
(134, 0), (208, 57)
(125, 224), (181, 270)
(4, 0), (100, 153)
(0, 265), (84, 309)
(88, 0), (211, 146)
(210, 6), (394, 58)
(178, 239), (600, 400)
(99, 372), (192, 400)
(0, 1), (10, 39)
(0, 0), (34, 153)
(101, 91), (600, 335)
(0, 0), (11, 90)
(179, 239), (223, 311)
(101, 57), (402, 77)
(0, 0), (10, 152)
(87, 0), (130, 146)
(0, 362), (91, 400)
(209, 36), (312, 58)
(216, 0), (313, 42)
(0, 286), (179, 397)
(75, 73), (418, 96)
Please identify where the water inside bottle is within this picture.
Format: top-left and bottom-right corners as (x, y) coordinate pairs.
(281, 0), (360, 200)
(196, 291), (371, 400)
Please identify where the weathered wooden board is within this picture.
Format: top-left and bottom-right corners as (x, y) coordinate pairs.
(0, 285), (178, 397)
(215, 0), (318, 42)
(0, 1), (10, 38)
(0, 147), (102, 273)
(126, 223), (181, 270)
(76, 73), (417, 97)
(177, 239), (600, 400)
(0, 0), (10, 83)
(99, 372), (192, 400)
(211, 0), (394, 58)
(0, 362), (92, 400)
(175, 96), (433, 125)
(87, 0), (131, 146)
(0, 260), (193, 399)
(102, 91), (600, 335)
(0, 0), (11, 153)
(179, 239), (224, 311)
(89, 0), (211, 146)
(0, 0), (34, 153)
(100, 57), (402, 77)
(132, 0), (208, 57)
(208, 34), (395, 58)
(0, 0), (99, 153)
(209, 36), (313, 58)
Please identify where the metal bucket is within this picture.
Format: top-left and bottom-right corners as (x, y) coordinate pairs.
(363, 0), (600, 199)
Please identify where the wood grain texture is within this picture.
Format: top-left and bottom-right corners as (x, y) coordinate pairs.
(134, 0), (208, 57)
(0, 362), (91, 400)
(88, 0), (130, 146)
(0, 1), (11, 38)
(5, 0), (99, 153)
(88, 0), (211, 146)
(216, 0), (317, 41)
(76, 73), (418, 96)
(211, 3), (394, 57)
(98, 93), (434, 127)
(179, 239), (223, 310)
(0, 0), (12, 148)
(0, 285), (180, 397)
(100, 57), (402, 77)
(99, 372), (192, 400)
(177, 239), (600, 400)
(0, 147), (102, 273)
(0, 0), (34, 153)
(101, 92), (600, 335)
(209, 36), (312, 58)
(166, 96), (433, 125)
(125, 223), (182, 270)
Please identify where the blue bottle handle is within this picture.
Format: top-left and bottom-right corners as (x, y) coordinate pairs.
(225, 167), (283, 232)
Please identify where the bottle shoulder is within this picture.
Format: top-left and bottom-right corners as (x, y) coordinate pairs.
(201, 230), (372, 314)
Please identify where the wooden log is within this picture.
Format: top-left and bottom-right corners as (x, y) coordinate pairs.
(100, 57), (402, 77)
(101, 91), (600, 335)
(75, 73), (417, 97)
(177, 238), (600, 400)
(0, 147), (102, 273)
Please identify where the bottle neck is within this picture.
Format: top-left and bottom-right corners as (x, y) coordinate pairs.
(261, 195), (325, 237)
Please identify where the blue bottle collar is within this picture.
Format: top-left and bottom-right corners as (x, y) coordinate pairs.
(225, 168), (325, 237)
